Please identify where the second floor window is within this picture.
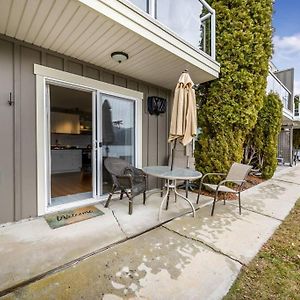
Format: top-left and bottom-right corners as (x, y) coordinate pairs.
(128, 0), (148, 12)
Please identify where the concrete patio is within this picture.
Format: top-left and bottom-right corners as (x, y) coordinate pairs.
(1, 165), (300, 299)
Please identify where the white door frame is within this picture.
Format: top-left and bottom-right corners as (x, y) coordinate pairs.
(34, 64), (143, 216)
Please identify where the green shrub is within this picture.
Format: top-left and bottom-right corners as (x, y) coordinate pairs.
(195, 0), (273, 176)
(244, 93), (282, 179)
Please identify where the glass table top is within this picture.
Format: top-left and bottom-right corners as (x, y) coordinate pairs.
(143, 166), (202, 180)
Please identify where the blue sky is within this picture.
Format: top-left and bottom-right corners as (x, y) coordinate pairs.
(273, 0), (300, 94)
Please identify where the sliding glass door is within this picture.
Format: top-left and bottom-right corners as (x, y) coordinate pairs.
(47, 82), (136, 209)
(47, 83), (95, 207)
(100, 93), (136, 194)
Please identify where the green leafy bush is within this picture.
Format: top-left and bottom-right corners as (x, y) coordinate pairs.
(244, 93), (282, 179)
(195, 0), (273, 176)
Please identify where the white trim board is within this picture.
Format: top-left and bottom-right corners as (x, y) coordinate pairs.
(35, 64), (143, 216)
(34, 65), (144, 99)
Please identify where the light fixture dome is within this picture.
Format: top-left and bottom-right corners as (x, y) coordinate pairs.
(111, 51), (129, 63)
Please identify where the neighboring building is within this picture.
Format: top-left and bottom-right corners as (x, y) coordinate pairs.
(0, 0), (220, 224)
(292, 96), (300, 154)
(267, 62), (295, 165)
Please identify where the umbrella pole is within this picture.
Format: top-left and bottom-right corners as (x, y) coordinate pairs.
(170, 139), (177, 171)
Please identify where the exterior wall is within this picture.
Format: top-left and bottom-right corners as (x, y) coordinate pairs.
(267, 71), (292, 112)
(278, 127), (293, 166)
(275, 69), (294, 98)
(268, 65), (295, 166)
(0, 38), (14, 223)
(275, 68), (294, 111)
(0, 34), (171, 223)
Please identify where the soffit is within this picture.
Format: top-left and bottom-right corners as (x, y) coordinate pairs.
(0, 0), (220, 89)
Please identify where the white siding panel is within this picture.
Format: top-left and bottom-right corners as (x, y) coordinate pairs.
(43, 1), (80, 50)
(130, 53), (180, 77)
(15, 0), (41, 40)
(98, 33), (144, 68)
(0, 0), (13, 34)
(49, 6), (90, 51)
(82, 27), (128, 61)
(25, 0), (55, 43)
(87, 30), (136, 63)
(56, 10), (98, 53)
(69, 19), (115, 57)
(122, 44), (162, 68)
(34, 0), (69, 46)
(5, 0), (26, 37)
(65, 17), (112, 57)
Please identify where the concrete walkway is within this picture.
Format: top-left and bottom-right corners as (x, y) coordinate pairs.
(1, 165), (300, 299)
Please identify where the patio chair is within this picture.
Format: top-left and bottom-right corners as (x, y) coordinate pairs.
(197, 163), (252, 216)
(104, 157), (147, 215)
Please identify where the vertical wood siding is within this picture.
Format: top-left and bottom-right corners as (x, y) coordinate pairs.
(0, 35), (171, 222)
(0, 39), (14, 223)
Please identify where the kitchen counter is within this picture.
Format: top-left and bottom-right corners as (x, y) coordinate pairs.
(51, 149), (82, 174)
(51, 146), (91, 150)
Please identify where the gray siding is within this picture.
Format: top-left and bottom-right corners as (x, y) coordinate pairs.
(275, 68), (294, 111)
(0, 34), (171, 223)
(0, 39), (14, 223)
(275, 68), (294, 95)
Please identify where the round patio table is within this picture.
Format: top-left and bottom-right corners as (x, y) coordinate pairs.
(143, 166), (202, 220)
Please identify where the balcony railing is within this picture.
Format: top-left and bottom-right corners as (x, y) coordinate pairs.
(127, 0), (216, 60)
(267, 72), (292, 111)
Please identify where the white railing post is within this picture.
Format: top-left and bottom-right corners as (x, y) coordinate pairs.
(199, 0), (216, 60)
(210, 9), (216, 60)
(148, 0), (156, 18)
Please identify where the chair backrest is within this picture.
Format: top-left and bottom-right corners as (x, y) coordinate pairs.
(104, 157), (131, 177)
(226, 163), (252, 185)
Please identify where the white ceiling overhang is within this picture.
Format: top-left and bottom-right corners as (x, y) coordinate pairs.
(282, 108), (294, 124)
(0, 0), (220, 89)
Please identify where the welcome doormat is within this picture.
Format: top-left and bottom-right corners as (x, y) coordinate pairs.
(44, 206), (104, 229)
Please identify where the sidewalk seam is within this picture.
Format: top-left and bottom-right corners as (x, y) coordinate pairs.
(111, 209), (128, 238)
(162, 226), (246, 266)
(272, 178), (300, 186)
(227, 203), (284, 222)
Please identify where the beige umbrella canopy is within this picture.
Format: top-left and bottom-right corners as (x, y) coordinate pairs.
(168, 71), (197, 146)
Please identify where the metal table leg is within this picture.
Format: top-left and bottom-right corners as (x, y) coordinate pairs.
(174, 180), (196, 218)
(158, 179), (170, 220)
(158, 179), (195, 220)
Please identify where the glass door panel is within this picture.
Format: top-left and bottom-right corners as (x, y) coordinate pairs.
(48, 83), (94, 207)
(101, 94), (136, 195)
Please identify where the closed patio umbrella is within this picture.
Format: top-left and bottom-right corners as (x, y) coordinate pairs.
(102, 99), (115, 156)
(169, 71), (197, 169)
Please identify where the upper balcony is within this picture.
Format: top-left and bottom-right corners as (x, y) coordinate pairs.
(127, 0), (216, 59)
(0, 0), (219, 89)
(267, 71), (294, 121)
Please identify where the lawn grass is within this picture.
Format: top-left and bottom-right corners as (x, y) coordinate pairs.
(224, 199), (300, 300)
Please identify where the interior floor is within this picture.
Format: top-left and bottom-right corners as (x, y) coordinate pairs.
(51, 172), (92, 198)
(51, 172), (112, 206)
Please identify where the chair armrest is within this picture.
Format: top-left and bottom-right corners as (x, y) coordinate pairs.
(217, 179), (246, 192)
(131, 167), (147, 177)
(117, 175), (133, 188)
(200, 172), (226, 184)
(124, 166), (146, 177)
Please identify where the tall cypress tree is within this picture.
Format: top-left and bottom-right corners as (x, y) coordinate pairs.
(195, 0), (273, 174)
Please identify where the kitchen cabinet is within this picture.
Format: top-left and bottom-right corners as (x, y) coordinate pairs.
(51, 112), (80, 134)
(51, 150), (82, 174)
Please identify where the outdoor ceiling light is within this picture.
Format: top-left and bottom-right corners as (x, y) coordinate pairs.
(111, 51), (129, 63)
